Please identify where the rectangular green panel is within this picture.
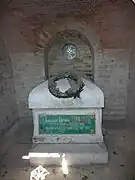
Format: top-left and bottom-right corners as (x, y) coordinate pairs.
(39, 114), (95, 134)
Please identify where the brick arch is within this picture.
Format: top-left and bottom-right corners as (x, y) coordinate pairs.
(35, 18), (101, 81)
(44, 29), (95, 80)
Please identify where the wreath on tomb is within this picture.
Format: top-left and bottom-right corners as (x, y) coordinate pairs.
(48, 72), (85, 99)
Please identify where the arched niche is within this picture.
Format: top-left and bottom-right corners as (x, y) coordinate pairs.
(43, 29), (94, 81)
(35, 18), (102, 82)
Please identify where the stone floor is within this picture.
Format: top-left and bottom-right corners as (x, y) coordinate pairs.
(0, 120), (135, 180)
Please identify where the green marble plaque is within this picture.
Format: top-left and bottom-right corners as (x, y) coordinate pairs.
(39, 114), (95, 134)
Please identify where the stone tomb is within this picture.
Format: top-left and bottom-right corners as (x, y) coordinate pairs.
(28, 77), (108, 166)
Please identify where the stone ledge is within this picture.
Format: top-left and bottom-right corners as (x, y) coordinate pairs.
(29, 143), (108, 166)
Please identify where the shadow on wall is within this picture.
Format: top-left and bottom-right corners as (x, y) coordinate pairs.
(0, 36), (18, 139)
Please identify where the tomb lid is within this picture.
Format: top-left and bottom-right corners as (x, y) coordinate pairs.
(28, 78), (104, 109)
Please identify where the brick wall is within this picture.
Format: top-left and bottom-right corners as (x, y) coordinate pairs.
(0, 37), (18, 138)
(10, 53), (45, 118)
(0, 0), (135, 121)
(95, 49), (129, 120)
(10, 49), (129, 121)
